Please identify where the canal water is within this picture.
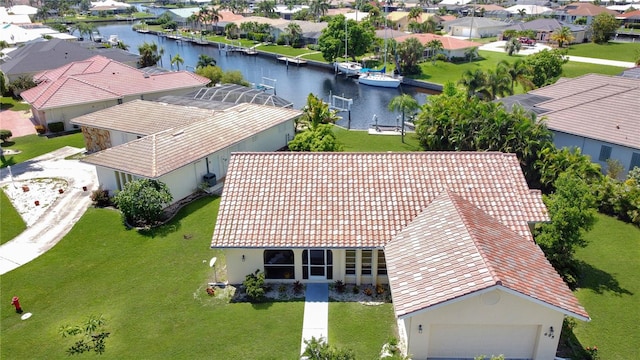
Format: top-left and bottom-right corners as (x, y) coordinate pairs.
(95, 22), (436, 130)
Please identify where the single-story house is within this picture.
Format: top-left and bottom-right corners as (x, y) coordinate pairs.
(386, 11), (438, 31)
(0, 24), (74, 46)
(20, 55), (210, 131)
(395, 33), (482, 59)
(73, 99), (301, 203)
(0, 6), (31, 24)
(89, 0), (133, 15)
(0, 38), (139, 82)
(617, 9), (640, 27)
(499, 74), (640, 176)
(443, 17), (510, 38)
(504, 4), (552, 17)
(502, 18), (587, 43)
(550, 2), (618, 25)
(210, 152), (589, 360)
(165, 8), (200, 27)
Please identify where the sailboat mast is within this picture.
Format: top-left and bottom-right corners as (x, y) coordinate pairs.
(345, 17), (348, 61)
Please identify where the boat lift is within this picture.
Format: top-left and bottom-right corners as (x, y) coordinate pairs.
(327, 91), (353, 129)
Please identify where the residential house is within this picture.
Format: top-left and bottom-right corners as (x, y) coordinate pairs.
(551, 2), (618, 25)
(0, 6), (31, 24)
(499, 74), (640, 175)
(210, 151), (589, 360)
(505, 4), (553, 17)
(0, 38), (139, 82)
(20, 55), (210, 131)
(443, 17), (510, 38)
(89, 0), (133, 15)
(0, 24), (76, 46)
(617, 9), (640, 28)
(165, 8), (200, 27)
(73, 98), (301, 203)
(394, 33), (482, 59)
(502, 18), (587, 43)
(386, 11), (438, 31)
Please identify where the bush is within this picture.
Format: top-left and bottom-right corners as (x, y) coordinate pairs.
(90, 187), (111, 207)
(48, 122), (65, 133)
(243, 269), (266, 302)
(594, 174), (640, 226)
(293, 280), (304, 294)
(34, 125), (46, 134)
(276, 34), (287, 45)
(333, 280), (346, 293)
(112, 179), (173, 226)
(0, 129), (12, 143)
(435, 53), (448, 62)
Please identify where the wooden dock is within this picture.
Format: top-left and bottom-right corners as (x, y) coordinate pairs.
(277, 56), (308, 66)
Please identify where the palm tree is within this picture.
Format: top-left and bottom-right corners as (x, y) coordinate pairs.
(197, 54), (216, 68)
(225, 23), (239, 39)
(137, 42), (162, 68)
(458, 69), (486, 98)
(171, 53), (184, 71)
(285, 22), (303, 47)
(257, 0), (276, 17)
(115, 41), (129, 51)
(408, 7), (422, 23)
(426, 39), (443, 64)
(517, 8), (526, 18)
(302, 93), (339, 130)
(464, 46), (478, 62)
(309, 0), (329, 21)
(478, 66), (512, 100)
(550, 26), (574, 48)
(388, 94), (420, 143)
(71, 22), (95, 41)
(498, 59), (534, 93)
(210, 7), (222, 35)
(504, 37), (522, 56)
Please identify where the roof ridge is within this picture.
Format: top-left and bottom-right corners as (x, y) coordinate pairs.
(68, 75), (123, 97)
(151, 133), (157, 178)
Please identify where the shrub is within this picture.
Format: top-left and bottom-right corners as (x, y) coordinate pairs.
(0, 129), (12, 143)
(48, 122), (65, 133)
(293, 280), (304, 294)
(333, 280), (346, 293)
(34, 125), (46, 134)
(243, 269), (266, 302)
(113, 179), (173, 226)
(278, 284), (287, 293)
(276, 34), (287, 45)
(363, 287), (373, 296)
(90, 187), (111, 207)
(435, 53), (448, 62)
(352, 285), (359, 294)
(376, 283), (385, 295)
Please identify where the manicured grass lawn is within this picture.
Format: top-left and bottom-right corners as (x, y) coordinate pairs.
(1, 197), (306, 359)
(572, 214), (640, 360)
(334, 127), (422, 152)
(1, 97), (31, 112)
(562, 61), (625, 78)
(329, 302), (397, 359)
(0, 189), (26, 245)
(0, 133), (85, 168)
(566, 42), (640, 62)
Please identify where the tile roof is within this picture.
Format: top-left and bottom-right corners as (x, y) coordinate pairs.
(211, 152), (548, 249)
(557, 2), (617, 16)
(80, 103), (301, 178)
(528, 74), (640, 149)
(386, 190), (589, 320)
(503, 18), (585, 32)
(444, 17), (510, 28)
(20, 55), (210, 110)
(395, 33), (482, 50)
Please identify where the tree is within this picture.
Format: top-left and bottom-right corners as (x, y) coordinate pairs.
(302, 337), (356, 360)
(59, 315), (110, 355)
(504, 37), (521, 56)
(550, 26), (574, 48)
(464, 46), (478, 62)
(196, 54), (216, 68)
(0, 129), (12, 143)
(535, 172), (597, 288)
(318, 15), (375, 62)
(209, 7), (222, 34)
(388, 94), (420, 143)
(523, 49), (567, 88)
(498, 59), (533, 93)
(113, 179), (173, 226)
(195, 65), (223, 85)
(517, 8), (526, 18)
(285, 22), (303, 47)
(70, 21), (95, 41)
(225, 22), (239, 39)
(309, 0), (329, 21)
(396, 37), (424, 75)
(115, 41), (129, 51)
(137, 42), (163, 68)
(426, 39), (443, 64)
(8, 75), (36, 97)
(170, 53), (184, 71)
(458, 69), (487, 98)
(477, 65), (512, 100)
(535, 146), (602, 193)
(256, 0), (276, 17)
(590, 13), (619, 44)
(408, 6), (422, 22)
(220, 70), (250, 86)
(289, 93), (342, 152)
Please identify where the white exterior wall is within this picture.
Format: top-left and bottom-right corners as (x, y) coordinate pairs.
(553, 131), (638, 176)
(95, 166), (119, 193)
(401, 288), (564, 360)
(110, 130), (141, 147)
(44, 99), (119, 129)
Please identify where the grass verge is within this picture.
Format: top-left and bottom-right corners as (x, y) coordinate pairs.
(0, 133), (85, 168)
(0, 189), (26, 245)
(565, 42), (640, 62)
(1, 97), (31, 112)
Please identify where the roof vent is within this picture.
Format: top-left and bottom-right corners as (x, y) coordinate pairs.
(172, 130), (184, 137)
(143, 73), (150, 78)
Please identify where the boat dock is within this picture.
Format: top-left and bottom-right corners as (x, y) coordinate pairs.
(277, 56), (308, 66)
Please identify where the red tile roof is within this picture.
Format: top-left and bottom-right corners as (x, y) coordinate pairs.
(211, 152), (548, 249)
(559, 3), (617, 17)
(395, 33), (482, 50)
(20, 55), (210, 110)
(386, 190), (589, 320)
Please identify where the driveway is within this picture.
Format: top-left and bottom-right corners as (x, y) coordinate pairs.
(0, 147), (97, 275)
(0, 109), (37, 138)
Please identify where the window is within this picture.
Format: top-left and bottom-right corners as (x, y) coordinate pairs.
(302, 250), (332, 279)
(377, 250), (387, 275)
(630, 153), (640, 171)
(599, 145), (612, 161)
(345, 250), (356, 275)
(263, 250), (294, 279)
(361, 250), (372, 275)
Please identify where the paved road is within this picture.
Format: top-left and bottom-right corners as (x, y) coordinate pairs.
(0, 147), (97, 275)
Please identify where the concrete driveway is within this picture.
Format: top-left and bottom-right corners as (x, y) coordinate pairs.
(0, 147), (97, 275)
(0, 109), (37, 138)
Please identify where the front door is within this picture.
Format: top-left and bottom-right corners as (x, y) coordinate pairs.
(303, 249), (333, 281)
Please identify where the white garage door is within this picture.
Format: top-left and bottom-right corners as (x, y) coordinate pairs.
(428, 324), (537, 359)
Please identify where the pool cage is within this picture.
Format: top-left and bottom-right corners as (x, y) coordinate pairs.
(189, 84), (294, 108)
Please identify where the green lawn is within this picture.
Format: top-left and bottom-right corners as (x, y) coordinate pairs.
(1, 97), (31, 112)
(329, 303), (397, 359)
(334, 127), (422, 152)
(0, 133), (85, 168)
(0, 189), (26, 245)
(562, 61), (625, 78)
(566, 42), (640, 62)
(1, 198), (307, 359)
(572, 214), (640, 360)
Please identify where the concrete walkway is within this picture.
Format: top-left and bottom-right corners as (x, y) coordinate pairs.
(0, 147), (97, 275)
(301, 283), (329, 355)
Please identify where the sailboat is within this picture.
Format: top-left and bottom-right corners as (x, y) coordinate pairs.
(335, 17), (362, 76)
(358, 8), (401, 88)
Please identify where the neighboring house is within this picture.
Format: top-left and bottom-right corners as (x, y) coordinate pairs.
(505, 4), (553, 17)
(619, 66), (640, 79)
(502, 18), (587, 43)
(617, 9), (640, 27)
(20, 55), (210, 131)
(72, 98), (301, 203)
(210, 152), (589, 360)
(0, 38), (139, 82)
(386, 11), (438, 31)
(551, 2), (618, 25)
(89, 0), (133, 15)
(165, 8), (200, 26)
(0, 24), (75, 45)
(0, 6), (31, 24)
(395, 33), (482, 59)
(443, 17), (510, 38)
(499, 74), (640, 175)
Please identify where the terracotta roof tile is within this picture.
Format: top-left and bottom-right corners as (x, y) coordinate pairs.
(211, 152), (548, 249)
(386, 191), (588, 320)
(395, 33), (482, 50)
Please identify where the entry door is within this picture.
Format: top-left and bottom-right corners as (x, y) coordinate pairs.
(308, 250), (326, 280)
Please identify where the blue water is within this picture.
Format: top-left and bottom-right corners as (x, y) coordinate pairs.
(95, 22), (435, 130)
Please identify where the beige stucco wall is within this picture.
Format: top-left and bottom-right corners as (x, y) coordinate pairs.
(400, 288), (564, 360)
(45, 99), (119, 130)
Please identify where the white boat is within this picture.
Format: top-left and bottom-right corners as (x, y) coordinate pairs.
(107, 35), (119, 46)
(335, 18), (362, 76)
(359, 70), (402, 88)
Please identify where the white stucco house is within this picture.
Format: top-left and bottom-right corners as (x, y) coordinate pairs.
(20, 55), (210, 131)
(72, 99), (301, 204)
(443, 17), (510, 38)
(500, 74), (640, 176)
(394, 33), (482, 60)
(210, 152), (589, 360)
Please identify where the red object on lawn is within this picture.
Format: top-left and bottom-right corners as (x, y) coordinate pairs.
(11, 296), (23, 314)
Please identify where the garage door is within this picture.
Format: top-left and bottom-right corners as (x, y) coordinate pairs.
(428, 324), (537, 359)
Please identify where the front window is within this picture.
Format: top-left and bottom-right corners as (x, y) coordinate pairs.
(263, 250), (295, 279)
(377, 250), (387, 275)
(362, 250), (372, 275)
(345, 250), (356, 275)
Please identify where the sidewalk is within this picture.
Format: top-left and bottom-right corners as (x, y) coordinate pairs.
(0, 147), (97, 275)
(300, 283), (329, 355)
